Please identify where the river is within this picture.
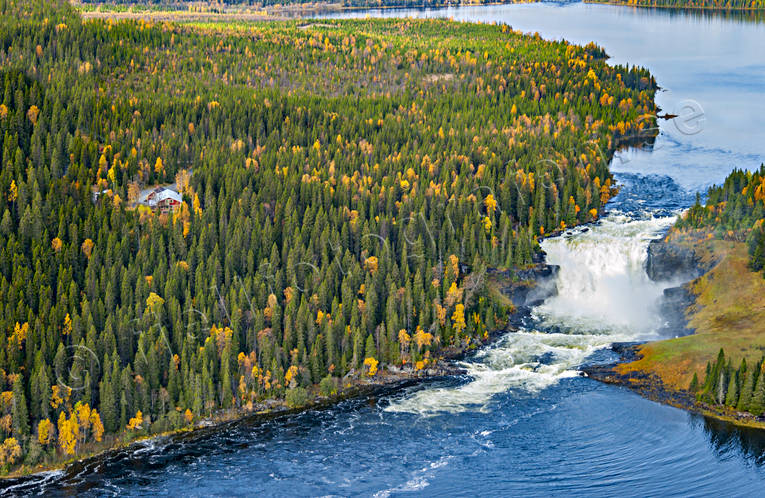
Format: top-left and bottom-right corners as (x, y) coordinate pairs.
(5, 2), (765, 496)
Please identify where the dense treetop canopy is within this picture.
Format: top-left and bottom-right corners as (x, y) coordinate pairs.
(677, 165), (765, 272)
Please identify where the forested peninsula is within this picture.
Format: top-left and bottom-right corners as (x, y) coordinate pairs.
(0, 0), (657, 475)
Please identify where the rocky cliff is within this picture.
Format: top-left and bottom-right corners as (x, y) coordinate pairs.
(490, 263), (560, 309)
(645, 238), (702, 282)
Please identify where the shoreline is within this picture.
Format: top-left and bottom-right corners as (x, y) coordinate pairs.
(584, 0), (765, 11)
(0, 367), (456, 480)
(1, 264), (555, 482)
(582, 343), (765, 431)
(0, 374), (432, 482)
(0, 372), (453, 480)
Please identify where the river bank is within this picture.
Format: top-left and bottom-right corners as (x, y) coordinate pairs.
(584, 229), (765, 430)
(0, 371), (430, 481)
(0, 359), (458, 480)
(1, 261), (559, 481)
(584, 0), (765, 12)
(1, 368), (458, 480)
(584, 343), (765, 430)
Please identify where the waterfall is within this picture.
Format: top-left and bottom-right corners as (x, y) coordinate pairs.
(535, 214), (677, 338)
(385, 212), (677, 415)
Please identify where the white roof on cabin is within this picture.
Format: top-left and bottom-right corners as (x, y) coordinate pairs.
(146, 187), (182, 206)
(155, 189), (182, 203)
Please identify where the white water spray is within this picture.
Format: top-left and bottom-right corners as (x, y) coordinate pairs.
(386, 213), (678, 415)
(535, 214), (677, 338)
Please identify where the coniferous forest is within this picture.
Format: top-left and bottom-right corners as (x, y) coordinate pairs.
(677, 165), (765, 273)
(695, 349), (765, 416)
(588, 0), (765, 10)
(0, 0), (656, 472)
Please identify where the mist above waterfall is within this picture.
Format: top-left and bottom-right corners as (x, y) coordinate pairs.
(535, 214), (678, 340)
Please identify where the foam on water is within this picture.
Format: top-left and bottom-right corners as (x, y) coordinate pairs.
(386, 212), (678, 415)
(372, 455), (454, 497)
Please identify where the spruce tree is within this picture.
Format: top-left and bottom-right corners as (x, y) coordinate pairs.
(689, 372), (699, 394)
(725, 372), (738, 407)
(750, 375), (765, 416)
(365, 334), (377, 360)
(737, 369), (755, 412)
(99, 358), (117, 432)
(11, 376), (29, 439)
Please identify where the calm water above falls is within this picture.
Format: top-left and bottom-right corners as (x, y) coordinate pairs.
(327, 2), (765, 191)
(7, 3), (765, 496)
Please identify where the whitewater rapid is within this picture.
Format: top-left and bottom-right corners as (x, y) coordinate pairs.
(386, 212), (678, 415)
